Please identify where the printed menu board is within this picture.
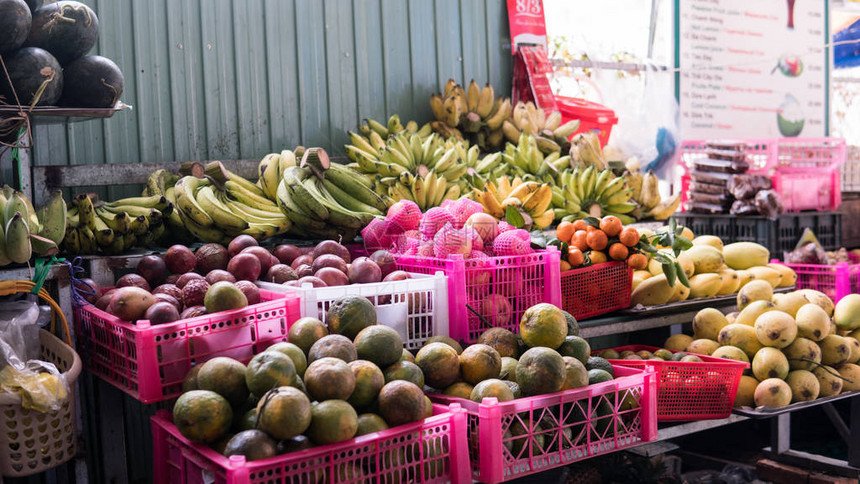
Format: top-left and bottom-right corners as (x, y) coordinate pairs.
(678, 0), (828, 139)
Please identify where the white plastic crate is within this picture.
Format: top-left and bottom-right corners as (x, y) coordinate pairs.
(258, 272), (448, 349)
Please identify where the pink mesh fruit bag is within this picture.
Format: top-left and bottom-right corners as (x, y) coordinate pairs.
(386, 200), (422, 233)
(420, 207), (456, 239)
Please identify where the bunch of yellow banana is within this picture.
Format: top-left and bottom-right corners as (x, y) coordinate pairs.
(170, 161), (291, 244)
(0, 186), (65, 265)
(499, 133), (572, 182)
(276, 151), (389, 241)
(552, 167), (637, 224)
(501, 101), (580, 154)
(64, 192), (171, 254)
(429, 79), (511, 151)
(569, 132), (608, 171)
(632, 169), (680, 220)
(345, 131), (465, 211)
(471, 177), (554, 229)
(256, 149), (303, 201)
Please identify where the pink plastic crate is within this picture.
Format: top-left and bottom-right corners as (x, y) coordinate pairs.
(151, 404), (471, 484)
(396, 248), (562, 344)
(593, 345), (747, 421)
(560, 261), (633, 320)
(74, 289), (301, 404)
(680, 138), (846, 212)
(429, 365), (658, 484)
(778, 261), (860, 303)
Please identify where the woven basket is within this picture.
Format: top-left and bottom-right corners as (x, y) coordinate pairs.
(0, 329), (81, 477)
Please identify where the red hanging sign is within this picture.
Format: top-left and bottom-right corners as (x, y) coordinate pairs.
(506, 0), (548, 54)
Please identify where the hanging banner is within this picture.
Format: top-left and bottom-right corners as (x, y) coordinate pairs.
(677, 0), (828, 139)
(507, 0), (548, 54)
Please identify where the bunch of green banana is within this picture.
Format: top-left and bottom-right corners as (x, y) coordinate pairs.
(429, 79), (511, 151)
(345, 132), (465, 211)
(501, 101), (580, 154)
(499, 133), (572, 182)
(276, 157), (388, 241)
(64, 193), (171, 255)
(352, 114), (433, 149)
(552, 167), (637, 224)
(0, 186), (65, 265)
(172, 162), (291, 244)
(569, 132), (608, 171)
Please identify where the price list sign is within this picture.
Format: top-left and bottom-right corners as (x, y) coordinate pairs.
(677, 0), (828, 139)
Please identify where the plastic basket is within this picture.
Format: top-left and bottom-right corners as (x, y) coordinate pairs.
(0, 330), (81, 477)
(74, 289), (301, 404)
(257, 272), (448, 350)
(396, 248), (561, 344)
(560, 262), (633, 320)
(778, 261), (860, 303)
(555, 96), (619, 147)
(674, 212), (842, 256)
(680, 138), (846, 212)
(428, 365), (657, 484)
(151, 404), (471, 484)
(844, 145), (860, 192)
(593, 345), (747, 421)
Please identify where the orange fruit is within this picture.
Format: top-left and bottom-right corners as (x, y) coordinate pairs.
(572, 219), (587, 232)
(599, 216), (623, 237)
(585, 225), (597, 233)
(559, 260), (572, 271)
(570, 230), (589, 251)
(585, 230), (608, 251)
(627, 253), (648, 270)
(567, 248), (584, 268)
(619, 227), (640, 248)
(588, 251), (608, 264)
(608, 243), (628, 261)
(556, 222), (575, 244)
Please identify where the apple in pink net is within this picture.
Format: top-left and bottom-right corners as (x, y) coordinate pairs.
(464, 213), (499, 246)
(348, 257), (382, 284)
(228, 235), (258, 257)
(228, 253), (262, 282)
(482, 294), (512, 326)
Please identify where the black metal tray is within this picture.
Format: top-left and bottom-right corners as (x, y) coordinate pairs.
(619, 286), (795, 316)
(732, 390), (860, 418)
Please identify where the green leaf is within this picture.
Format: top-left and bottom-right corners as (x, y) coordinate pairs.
(506, 205), (525, 228)
(662, 260), (677, 287)
(637, 240), (658, 254)
(530, 230), (548, 249)
(675, 261), (690, 288)
(673, 236), (693, 253)
(583, 216), (600, 228)
(669, 216), (678, 235)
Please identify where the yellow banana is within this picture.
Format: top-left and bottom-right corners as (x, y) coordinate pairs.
(507, 181), (540, 201)
(476, 83), (495, 118)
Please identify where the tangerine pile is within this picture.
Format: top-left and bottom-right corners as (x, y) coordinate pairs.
(553, 216), (648, 271)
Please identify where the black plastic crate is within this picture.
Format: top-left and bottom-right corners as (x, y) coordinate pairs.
(675, 212), (842, 257)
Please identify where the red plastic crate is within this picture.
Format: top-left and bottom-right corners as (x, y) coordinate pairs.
(396, 248), (562, 344)
(680, 138), (846, 212)
(555, 96), (618, 147)
(778, 261), (860, 303)
(74, 289), (301, 404)
(151, 404), (471, 484)
(429, 365), (657, 484)
(594, 345), (748, 421)
(560, 261), (633, 320)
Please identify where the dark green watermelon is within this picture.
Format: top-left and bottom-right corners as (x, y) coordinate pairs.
(25, 1), (98, 65)
(61, 55), (123, 108)
(0, 0), (31, 54)
(0, 47), (63, 105)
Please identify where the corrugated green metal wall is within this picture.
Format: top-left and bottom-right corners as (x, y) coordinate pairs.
(31, 0), (512, 171)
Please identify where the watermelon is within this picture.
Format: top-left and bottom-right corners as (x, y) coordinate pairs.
(25, 1), (98, 65)
(0, 0), (31, 54)
(61, 55), (124, 108)
(0, 47), (63, 105)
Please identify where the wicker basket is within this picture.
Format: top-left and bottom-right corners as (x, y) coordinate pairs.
(0, 329), (81, 477)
